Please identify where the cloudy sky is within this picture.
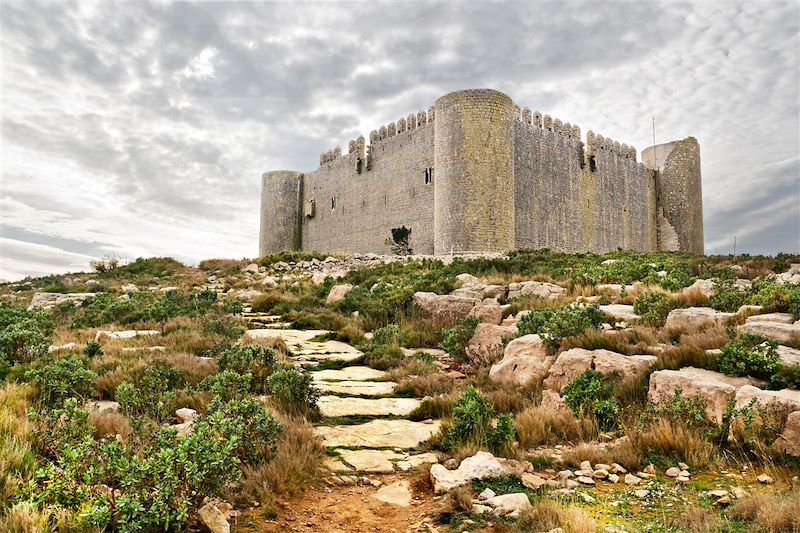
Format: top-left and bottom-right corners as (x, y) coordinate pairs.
(1, 0), (798, 281)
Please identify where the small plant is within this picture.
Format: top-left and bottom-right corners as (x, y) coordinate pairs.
(516, 304), (604, 350)
(25, 356), (96, 407)
(83, 339), (103, 358)
(371, 324), (406, 347)
(208, 396), (283, 463)
(441, 386), (514, 454)
(709, 278), (747, 312)
(386, 226), (412, 255)
(267, 366), (319, 416)
(201, 370), (254, 402)
(0, 304), (53, 364)
(633, 291), (684, 327)
(716, 331), (779, 379)
(441, 316), (481, 362)
(562, 369), (619, 430)
(217, 344), (276, 392)
(114, 362), (181, 421)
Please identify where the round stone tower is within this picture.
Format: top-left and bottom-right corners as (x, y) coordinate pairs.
(642, 137), (704, 254)
(259, 170), (303, 256)
(433, 89), (516, 254)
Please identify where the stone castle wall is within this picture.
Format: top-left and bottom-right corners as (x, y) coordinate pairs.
(512, 108), (657, 253)
(259, 89), (702, 256)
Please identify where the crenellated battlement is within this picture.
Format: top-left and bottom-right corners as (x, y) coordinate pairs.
(262, 88), (702, 257)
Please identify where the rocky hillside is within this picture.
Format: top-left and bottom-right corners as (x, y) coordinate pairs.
(1, 250), (799, 533)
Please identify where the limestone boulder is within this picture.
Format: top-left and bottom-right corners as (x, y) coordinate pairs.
(465, 323), (517, 365)
(241, 263), (260, 274)
(540, 389), (568, 411)
(543, 348), (657, 392)
(489, 334), (554, 386)
(326, 284), (353, 304)
(198, 503), (230, 533)
(600, 304), (641, 323)
(738, 321), (800, 344)
(28, 292), (97, 310)
(468, 301), (504, 324)
(773, 410), (800, 456)
(685, 279), (715, 297)
(776, 345), (800, 367)
(429, 451), (506, 494)
(121, 283), (139, 293)
(507, 281), (565, 301)
(95, 330), (160, 341)
(746, 313), (795, 324)
(456, 273), (481, 286)
(734, 385), (800, 411)
(776, 264), (800, 285)
(484, 493), (532, 516)
(648, 367), (759, 422)
(412, 292), (478, 323)
(175, 408), (198, 424)
(234, 289), (263, 302)
(664, 307), (735, 330)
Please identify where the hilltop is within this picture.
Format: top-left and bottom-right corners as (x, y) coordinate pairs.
(1, 250), (799, 532)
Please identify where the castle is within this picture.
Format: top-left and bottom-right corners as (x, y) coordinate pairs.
(259, 89), (703, 257)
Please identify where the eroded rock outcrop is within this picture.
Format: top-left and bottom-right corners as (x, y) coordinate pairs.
(489, 334), (554, 385)
(543, 348), (657, 392)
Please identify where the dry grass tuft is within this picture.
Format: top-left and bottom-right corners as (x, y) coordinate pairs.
(88, 410), (133, 440)
(241, 334), (290, 359)
(729, 491), (800, 532)
(0, 502), (52, 533)
(233, 415), (326, 505)
(673, 287), (710, 307)
(627, 418), (715, 468)
(434, 485), (474, 523)
(0, 384), (36, 505)
(560, 327), (657, 356)
(163, 353), (216, 386)
(504, 499), (597, 533)
(514, 406), (598, 448)
(485, 388), (536, 414)
(674, 506), (722, 533)
(396, 373), (456, 398)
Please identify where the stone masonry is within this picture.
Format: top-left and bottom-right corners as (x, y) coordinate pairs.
(259, 89), (703, 256)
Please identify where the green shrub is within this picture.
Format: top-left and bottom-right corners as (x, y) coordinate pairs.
(441, 386), (514, 454)
(267, 366), (319, 416)
(83, 340), (103, 358)
(363, 345), (406, 370)
(516, 304), (604, 350)
(562, 369), (619, 430)
(770, 364), (800, 389)
(207, 397), (283, 464)
(371, 324), (406, 347)
(114, 362), (181, 421)
(750, 279), (800, 319)
(709, 278), (747, 312)
(0, 304), (53, 364)
(717, 332), (779, 379)
(25, 356), (96, 407)
(200, 370), (253, 402)
(217, 344), (276, 392)
(633, 291), (685, 327)
(441, 316), (481, 362)
(639, 388), (710, 429)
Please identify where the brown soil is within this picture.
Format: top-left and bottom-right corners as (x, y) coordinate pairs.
(235, 474), (443, 533)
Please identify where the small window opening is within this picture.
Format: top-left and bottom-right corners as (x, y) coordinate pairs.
(424, 167), (434, 185)
(331, 196), (337, 210)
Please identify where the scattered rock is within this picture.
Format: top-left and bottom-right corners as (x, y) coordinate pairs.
(634, 489), (649, 498)
(484, 493), (532, 516)
(234, 289), (263, 302)
(198, 502), (230, 533)
(121, 284), (139, 293)
(465, 323), (517, 365)
(28, 292), (97, 310)
(624, 474), (642, 485)
(48, 342), (76, 353)
(521, 472), (547, 490)
(478, 488), (496, 500)
(95, 330), (160, 341)
(577, 476), (595, 485)
(489, 334), (553, 386)
(326, 284), (353, 304)
(757, 473), (773, 484)
(175, 408), (198, 424)
(648, 367), (761, 422)
(260, 276), (277, 287)
(412, 292), (478, 322)
(665, 467), (680, 477)
(664, 307), (735, 330)
(599, 304), (641, 323)
(373, 480), (411, 507)
(776, 264), (800, 284)
(429, 451), (506, 494)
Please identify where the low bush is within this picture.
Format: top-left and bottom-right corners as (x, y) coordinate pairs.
(207, 396), (283, 464)
(363, 345), (406, 370)
(708, 278), (747, 312)
(750, 278), (800, 319)
(0, 304), (53, 364)
(83, 340), (103, 358)
(562, 369), (619, 430)
(633, 291), (685, 327)
(440, 316), (481, 362)
(516, 304), (604, 350)
(114, 361), (181, 422)
(25, 356), (96, 408)
(716, 332), (779, 379)
(770, 363), (800, 389)
(267, 366), (319, 416)
(200, 370), (253, 402)
(440, 386), (515, 455)
(217, 344), (276, 392)
(371, 324), (406, 347)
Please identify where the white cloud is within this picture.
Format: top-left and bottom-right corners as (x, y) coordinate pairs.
(0, 0), (798, 281)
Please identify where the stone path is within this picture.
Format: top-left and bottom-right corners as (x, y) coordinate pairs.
(245, 328), (442, 479)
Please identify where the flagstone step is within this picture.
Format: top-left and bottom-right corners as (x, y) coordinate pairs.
(331, 449), (439, 474)
(318, 396), (420, 417)
(312, 366), (387, 381)
(314, 380), (397, 396)
(315, 419), (441, 449)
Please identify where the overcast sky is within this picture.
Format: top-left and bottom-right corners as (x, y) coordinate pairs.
(1, 0), (798, 281)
